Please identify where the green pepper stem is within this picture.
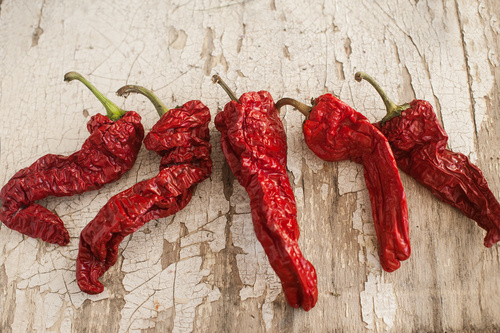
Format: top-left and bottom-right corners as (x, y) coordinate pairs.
(64, 71), (126, 121)
(116, 85), (169, 117)
(212, 75), (239, 102)
(354, 71), (410, 124)
(275, 98), (312, 117)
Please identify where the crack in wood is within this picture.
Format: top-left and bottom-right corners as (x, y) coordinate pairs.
(221, 160), (235, 201)
(210, 205), (245, 331)
(161, 238), (181, 270)
(2, 1), (500, 331)
(201, 27), (215, 76)
(454, 0), (480, 155)
(31, 0), (46, 47)
(0, 264), (15, 332)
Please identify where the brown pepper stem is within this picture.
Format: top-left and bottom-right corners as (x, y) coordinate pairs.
(354, 71), (410, 125)
(116, 85), (169, 117)
(64, 71), (126, 121)
(275, 98), (312, 117)
(212, 75), (239, 102)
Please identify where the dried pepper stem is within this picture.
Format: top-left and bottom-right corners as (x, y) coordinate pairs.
(354, 71), (410, 125)
(212, 75), (239, 101)
(275, 98), (312, 117)
(64, 71), (126, 121)
(117, 85), (169, 117)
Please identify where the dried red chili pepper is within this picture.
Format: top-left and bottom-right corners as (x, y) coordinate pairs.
(276, 94), (411, 273)
(355, 71), (500, 247)
(0, 72), (144, 246)
(76, 85), (212, 294)
(212, 75), (318, 311)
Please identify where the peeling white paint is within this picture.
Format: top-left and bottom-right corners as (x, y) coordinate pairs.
(120, 257), (220, 333)
(294, 186), (304, 203)
(360, 273), (397, 331)
(0, 0), (499, 331)
(351, 189), (382, 271)
(11, 289), (30, 332)
(118, 214), (222, 332)
(338, 162), (365, 196)
(303, 147), (325, 174)
(285, 109), (306, 185)
(70, 281), (110, 308)
(61, 307), (74, 332)
(320, 183), (330, 201)
(338, 159), (398, 331)
(284, 104), (324, 184)
(232, 213), (282, 331)
(456, 0), (496, 160)
(231, 184), (252, 214)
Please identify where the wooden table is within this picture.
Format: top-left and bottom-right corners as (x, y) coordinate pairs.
(1, 0), (499, 331)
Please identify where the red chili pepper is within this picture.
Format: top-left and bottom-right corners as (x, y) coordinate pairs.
(276, 95), (411, 273)
(76, 86), (212, 294)
(356, 71), (500, 247)
(212, 75), (318, 311)
(0, 72), (144, 246)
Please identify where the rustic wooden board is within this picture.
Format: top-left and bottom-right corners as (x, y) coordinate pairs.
(1, 0), (499, 332)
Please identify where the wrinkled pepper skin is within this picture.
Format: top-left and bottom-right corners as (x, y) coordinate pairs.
(303, 94), (410, 272)
(0, 112), (144, 246)
(215, 91), (318, 311)
(374, 100), (500, 247)
(77, 101), (212, 294)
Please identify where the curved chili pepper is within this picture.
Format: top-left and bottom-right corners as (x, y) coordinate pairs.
(276, 95), (411, 273)
(0, 72), (144, 246)
(356, 71), (500, 247)
(213, 75), (318, 311)
(76, 86), (212, 294)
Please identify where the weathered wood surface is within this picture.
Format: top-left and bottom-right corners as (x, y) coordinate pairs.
(1, 0), (500, 332)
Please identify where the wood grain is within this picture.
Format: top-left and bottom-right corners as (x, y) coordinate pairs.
(0, 0), (499, 331)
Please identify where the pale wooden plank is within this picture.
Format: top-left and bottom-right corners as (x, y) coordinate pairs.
(0, 0), (499, 332)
